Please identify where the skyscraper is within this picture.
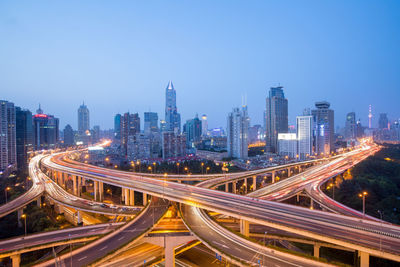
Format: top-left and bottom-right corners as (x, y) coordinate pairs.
(144, 112), (159, 134)
(114, 114), (122, 140)
(312, 101), (334, 155)
(63, 124), (74, 146)
(16, 107), (33, 171)
(78, 102), (90, 135)
(265, 86), (288, 153)
(121, 112), (140, 157)
(345, 112), (356, 140)
(378, 113), (388, 129)
(296, 114), (313, 160)
(227, 106), (249, 159)
(201, 114), (208, 136)
(162, 132), (186, 159)
(0, 100), (17, 173)
(165, 81), (181, 133)
(184, 115), (202, 148)
(33, 106), (59, 150)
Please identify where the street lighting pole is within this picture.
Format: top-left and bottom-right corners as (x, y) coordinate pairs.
(4, 187), (10, 203)
(378, 210), (384, 252)
(358, 192), (368, 217)
(21, 214), (27, 236)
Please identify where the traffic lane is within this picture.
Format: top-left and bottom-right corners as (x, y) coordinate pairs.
(0, 224), (118, 252)
(182, 205), (315, 267)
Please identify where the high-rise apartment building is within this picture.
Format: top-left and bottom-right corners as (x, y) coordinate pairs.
(144, 112), (159, 134)
(162, 132), (186, 159)
(184, 115), (202, 148)
(278, 133), (298, 158)
(33, 106), (59, 150)
(16, 107), (33, 170)
(91, 125), (100, 143)
(63, 124), (74, 146)
(296, 115), (313, 160)
(265, 86), (288, 153)
(312, 101), (334, 155)
(78, 103), (90, 135)
(227, 106), (249, 159)
(165, 81), (181, 133)
(345, 112), (356, 140)
(0, 100), (17, 173)
(201, 114), (208, 136)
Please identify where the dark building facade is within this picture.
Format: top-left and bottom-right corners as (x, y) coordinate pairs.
(15, 107), (33, 171)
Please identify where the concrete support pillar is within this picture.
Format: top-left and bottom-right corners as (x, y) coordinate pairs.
(240, 219), (250, 237)
(359, 251), (370, 267)
(17, 209), (23, 228)
(124, 188), (129, 205)
(36, 196), (41, 208)
(143, 193), (148, 206)
(252, 176), (257, 191)
(72, 175), (78, 195)
(77, 176), (82, 196)
(99, 182), (104, 202)
(313, 244), (320, 258)
(77, 211), (82, 225)
(129, 189), (135, 206)
(11, 254), (21, 267)
(287, 168), (291, 177)
(94, 181), (98, 201)
(225, 183), (229, 193)
(244, 178), (247, 193)
(297, 193), (300, 203)
(310, 198), (314, 209)
(271, 172), (275, 183)
(233, 182), (237, 194)
(165, 241), (176, 267)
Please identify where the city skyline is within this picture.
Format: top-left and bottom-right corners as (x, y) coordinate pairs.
(1, 1), (399, 129)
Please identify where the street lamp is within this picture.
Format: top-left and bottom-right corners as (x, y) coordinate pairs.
(358, 191), (368, 217)
(148, 166), (152, 174)
(176, 162), (180, 175)
(329, 182), (335, 200)
(21, 214), (27, 236)
(201, 162), (204, 174)
(206, 167), (210, 174)
(137, 160), (141, 172)
(5, 187), (11, 203)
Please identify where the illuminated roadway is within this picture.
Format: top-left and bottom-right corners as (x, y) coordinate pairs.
(40, 149), (400, 263)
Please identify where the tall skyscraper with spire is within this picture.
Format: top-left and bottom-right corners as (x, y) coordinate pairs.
(164, 81), (181, 133)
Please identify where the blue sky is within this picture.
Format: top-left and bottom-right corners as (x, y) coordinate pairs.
(1, 1), (399, 130)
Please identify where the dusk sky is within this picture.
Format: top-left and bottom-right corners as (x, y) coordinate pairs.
(1, 1), (399, 130)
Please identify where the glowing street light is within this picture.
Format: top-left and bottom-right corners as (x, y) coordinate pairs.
(358, 191), (368, 217)
(21, 214), (27, 236)
(4, 187), (11, 203)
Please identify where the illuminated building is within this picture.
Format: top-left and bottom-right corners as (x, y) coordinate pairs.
(0, 100), (16, 173)
(162, 131), (186, 159)
(378, 113), (388, 129)
(183, 115), (202, 148)
(165, 81), (181, 133)
(312, 101), (334, 155)
(78, 102), (90, 135)
(144, 112), (159, 134)
(33, 105), (59, 150)
(227, 106), (249, 159)
(201, 114), (208, 136)
(345, 112), (356, 140)
(265, 86), (288, 153)
(278, 133), (297, 158)
(121, 112), (140, 157)
(296, 114), (313, 160)
(114, 114), (122, 140)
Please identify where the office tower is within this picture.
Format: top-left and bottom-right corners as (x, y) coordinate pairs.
(121, 112), (140, 157)
(114, 114), (122, 140)
(312, 101), (334, 155)
(78, 102), (90, 135)
(265, 86), (288, 153)
(63, 124), (74, 146)
(227, 106), (249, 159)
(356, 120), (364, 138)
(33, 106), (59, 150)
(0, 100), (17, 173)
(378, 113), (388, 129)
(278, 133), (298, 158)
(160, 120), (167, 132)
(165, 81), (181, 133)
(144, 112), (159, 134)
(162, 132), (186, 159)
(91, 125), (100, 143)
(16, 107), (33, 170)
(184, 115), (202, 148)
(345, 112), (356, 140)
(296, 115), (313, 160)
(201, 114), (208, 136)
